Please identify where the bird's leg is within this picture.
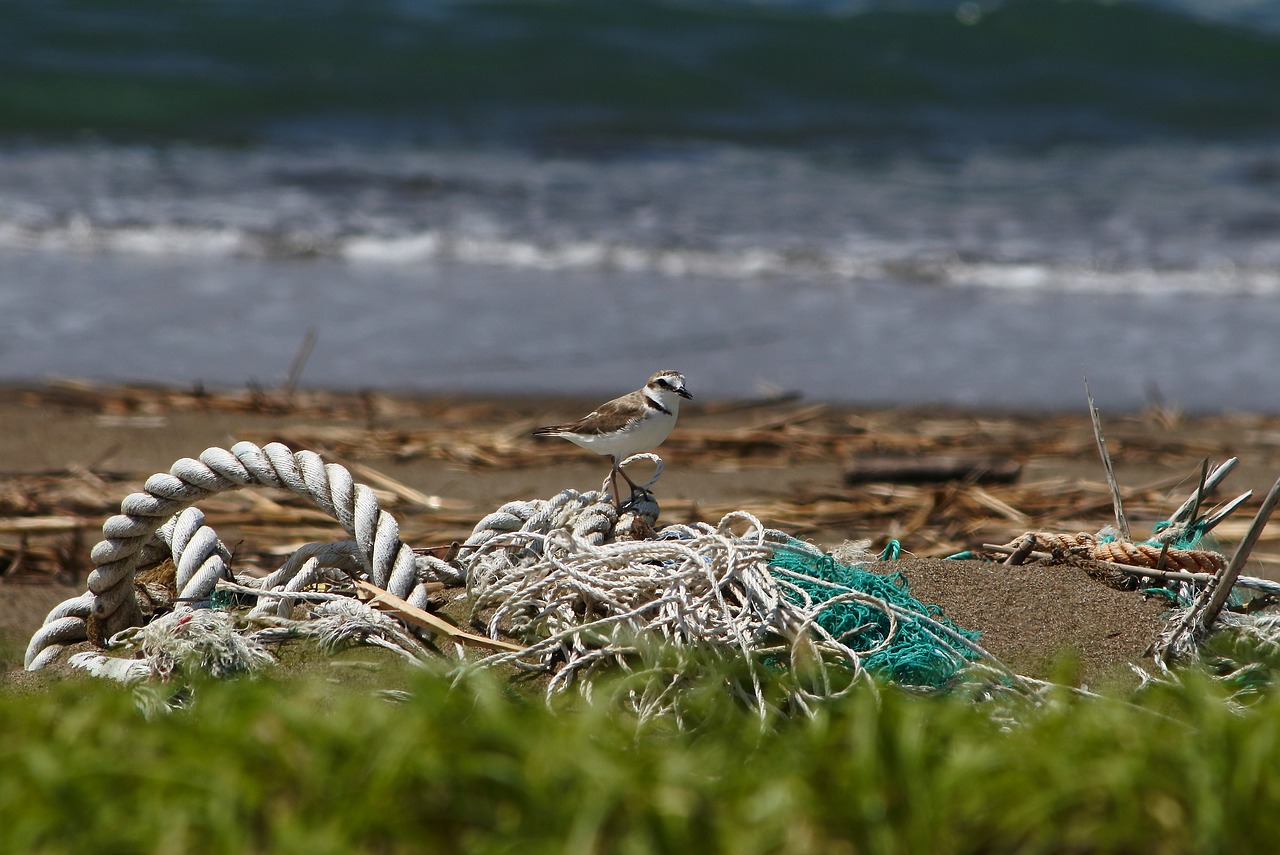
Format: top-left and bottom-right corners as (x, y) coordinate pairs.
(617, 462), (642, 492)
(608, 457), (623, 506)
(616, 458), (650, 509)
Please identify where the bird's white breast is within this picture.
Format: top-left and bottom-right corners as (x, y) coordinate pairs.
(565, 408), (677, 459)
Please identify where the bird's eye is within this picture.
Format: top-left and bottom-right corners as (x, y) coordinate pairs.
(656, 378), (671, 388)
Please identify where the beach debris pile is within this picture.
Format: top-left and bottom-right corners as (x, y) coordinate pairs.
(13, 391), (1280, 711)
(22, 441), (1006, 714)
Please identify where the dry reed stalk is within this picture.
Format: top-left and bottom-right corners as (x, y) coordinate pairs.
(1196, 475), (1280, 634)
(1085, 376), (1131, 541)
(353, 580), (522, 652)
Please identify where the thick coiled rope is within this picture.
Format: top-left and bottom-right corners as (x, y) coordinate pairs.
(990, 530), (1228, 574)
(25, 441), (428, 670)
(1090, 539), (1227, 574)
(447, 452), (663, 568)
(457, 488), (618, 557)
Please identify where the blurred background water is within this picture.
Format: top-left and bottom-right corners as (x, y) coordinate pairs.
(2, 0), (1279, 410)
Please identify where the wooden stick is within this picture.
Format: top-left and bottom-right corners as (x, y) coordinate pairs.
(1084, 375), (1130, 541)
(1186, 458), (1209, 535)
(1199, 492), (1253, 535)
(1196, 474), (1280, 634)
(1154, 540), (1172, 575)
(1168, 457), (1234, 525)
(0, 516), (90, 533)
(980, 543), (1055, 563)
(345, 462), (447, 509)
(1159, 459), (1208, 574)
(1003, 534), (1038, 566)
(352, 579), (523, 653)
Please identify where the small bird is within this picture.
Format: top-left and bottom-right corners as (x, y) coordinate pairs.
(533, 370), (693, 504)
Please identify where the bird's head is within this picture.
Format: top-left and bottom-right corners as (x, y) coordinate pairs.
(647, 370), (693, 405)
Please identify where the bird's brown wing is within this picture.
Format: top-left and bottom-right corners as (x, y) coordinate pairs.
(531, 390), (644, 437)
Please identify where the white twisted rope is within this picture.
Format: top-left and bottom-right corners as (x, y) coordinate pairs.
(454, 488), (619, 575)
(153, 507), (236, 602)
(458, 488), (618, 556)
(68, 595), (432, 700)
(462, 511), (902, 714)
(448, 455), (657, 566)
(232, 542), (368, 617)
(25, 441), (427, 670)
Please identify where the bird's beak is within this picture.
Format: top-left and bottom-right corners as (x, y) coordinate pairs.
(678, 387), (693, 400)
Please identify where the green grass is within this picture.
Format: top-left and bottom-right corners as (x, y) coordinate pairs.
(2, 656), (1279, 855)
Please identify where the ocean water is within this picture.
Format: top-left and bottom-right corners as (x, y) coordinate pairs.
(2, 0), (1279, 411)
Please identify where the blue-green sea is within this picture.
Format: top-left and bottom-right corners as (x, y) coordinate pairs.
(2, 0), (1279, 410)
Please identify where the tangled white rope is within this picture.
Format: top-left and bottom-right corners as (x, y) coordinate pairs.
(461, 512), (937, 715)
(25, 441), (428, 670)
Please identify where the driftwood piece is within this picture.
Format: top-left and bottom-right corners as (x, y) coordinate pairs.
(1002, 534), (1038, 566)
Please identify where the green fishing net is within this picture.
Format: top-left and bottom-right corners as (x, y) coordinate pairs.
(768, 542), (980, 689)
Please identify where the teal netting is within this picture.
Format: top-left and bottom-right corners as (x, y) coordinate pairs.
(768, 542), (980, 689)
(1143, 586), (1189, 606)
(1146, 519), (1218, 551)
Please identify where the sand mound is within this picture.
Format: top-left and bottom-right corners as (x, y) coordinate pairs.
(890, 558), (1169, 688)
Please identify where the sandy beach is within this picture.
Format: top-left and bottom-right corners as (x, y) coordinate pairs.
(3, 379), (1280, 686)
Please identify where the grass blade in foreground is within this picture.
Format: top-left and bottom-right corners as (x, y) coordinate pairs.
(2, 662), (1278, 854)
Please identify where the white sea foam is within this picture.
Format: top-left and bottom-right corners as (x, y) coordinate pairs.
(3, 215), (1278, 298)
(1, 137), (1278, 300)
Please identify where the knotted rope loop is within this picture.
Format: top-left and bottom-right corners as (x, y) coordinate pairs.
(615, 452), (664, 492)
(25, 441), (429, 670)
(990, 529), (1230, 575)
